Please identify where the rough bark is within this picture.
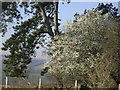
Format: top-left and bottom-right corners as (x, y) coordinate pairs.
(39, 4), (54, 38)
(54, 2), (59, 35)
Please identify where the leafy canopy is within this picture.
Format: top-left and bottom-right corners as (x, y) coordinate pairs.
(46, 8), (120, 88)
(1, 2), (59, 77)
(1, 0), (71, 77)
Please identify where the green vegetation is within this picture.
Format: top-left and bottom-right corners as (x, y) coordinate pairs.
(1, 2), (61, 77)
(1, 2), (120, 88)
(46, 5), (120, 88)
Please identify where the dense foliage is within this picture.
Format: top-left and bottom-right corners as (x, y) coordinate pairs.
(1, 2), (60, 77)
(96, 3), (118, 16)
(46, 9), (120, 88)
(1, 2), (119, 89)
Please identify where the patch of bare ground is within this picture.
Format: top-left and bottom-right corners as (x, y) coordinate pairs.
(1, 85), (73, 90)
(1, 85), (36, 88)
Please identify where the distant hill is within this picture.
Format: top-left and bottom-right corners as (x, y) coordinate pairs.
(1, 56), (56, 86)
(1, 57), (46, 84)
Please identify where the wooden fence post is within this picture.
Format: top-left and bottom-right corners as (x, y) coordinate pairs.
(5, 77), (8, 88)
(38, 78), (42, 88)
(75, 80), (77, 89)
(118, 84), (120, 90)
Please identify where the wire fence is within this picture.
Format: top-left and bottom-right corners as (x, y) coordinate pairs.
(2, 76), (120, 90)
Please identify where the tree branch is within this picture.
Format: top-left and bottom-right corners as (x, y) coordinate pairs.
(54, 2), (60, 35)
(48, 7), (54, 18)
(38, 3), (54, 38)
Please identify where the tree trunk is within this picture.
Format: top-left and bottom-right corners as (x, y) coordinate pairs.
(54, 2), (59, 35)
(39, 4), (54, 38)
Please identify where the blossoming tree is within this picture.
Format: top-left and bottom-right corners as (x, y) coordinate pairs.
(46, 9), (120, 88)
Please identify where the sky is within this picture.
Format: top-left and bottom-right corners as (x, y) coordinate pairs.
(0, 1), (119, 59)
(59, 2), (118, 26)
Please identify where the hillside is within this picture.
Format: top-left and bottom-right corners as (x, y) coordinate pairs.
(1, 56), (55, 87)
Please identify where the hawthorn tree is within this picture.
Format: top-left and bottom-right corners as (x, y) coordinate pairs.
(1, 1), (71, 77)
(46, 7), (120, 88)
